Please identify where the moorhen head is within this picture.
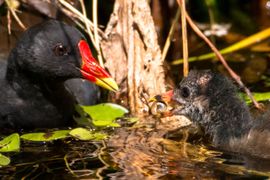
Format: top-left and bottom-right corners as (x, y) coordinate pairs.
(161, 70), (270, 159)
(0, 20), (118, 129)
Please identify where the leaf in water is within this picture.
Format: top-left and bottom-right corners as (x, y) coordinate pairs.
(240, 92), (270, 104)
(80, 103), (129, 127)
(0, 153), (10, 166)
(69, 128), (107, 141)
(0, 133), (20, 152)
(74, 105), (92, 126)
(21, 130), (70, 142)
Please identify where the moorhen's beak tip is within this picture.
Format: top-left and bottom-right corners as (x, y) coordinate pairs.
(96, 77), (119, 92)
(78, 40), (119, 92)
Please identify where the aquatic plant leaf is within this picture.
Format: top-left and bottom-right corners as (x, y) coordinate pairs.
(172, 27), (270, 64)
(69, 128), (107, 140)
(21, 130), (70, 142)
(79, 103), (129, 127)
(241, 92), (270, 104)
(0, 133), (20, 152)
(92, 120), (120, 127)
(0, 153), (10, 166)
(74, 105), (92, 126)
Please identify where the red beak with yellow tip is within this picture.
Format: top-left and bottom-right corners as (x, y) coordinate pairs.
(78, 40), (118, 91)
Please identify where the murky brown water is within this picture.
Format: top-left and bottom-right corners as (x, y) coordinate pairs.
(0, 139), (103, 179)
(1, 115), (270, 179)
(102, 116), (270, 179)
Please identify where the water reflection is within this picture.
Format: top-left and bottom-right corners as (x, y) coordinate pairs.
(103, 115), (270, 179)
(0, 140), (103, 179)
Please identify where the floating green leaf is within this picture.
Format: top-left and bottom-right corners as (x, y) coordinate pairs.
(69, 128), (107, 141)
(0, 133), (20, 152)
(79, 103), (129, 127)
(21, 130), (70, 142)
(241, 92), (270, 104)
(0, 153), (10, 166)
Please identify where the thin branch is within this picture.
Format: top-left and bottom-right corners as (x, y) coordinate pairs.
(79, 0), (95, 41)
(5, 0), (26, 31)
(58, 0), (95, 27)
(10, 9), (26, 30)
(177, 0), (189, 77)
(58, 0), (104, 48)
(58, 5), (89, 32)
(57, 0), (105, 66)
(7, 10), (11, 34)
(71, 0), (97, 50)
(162, 8), (180, 61)
(92, 0), (104, 67)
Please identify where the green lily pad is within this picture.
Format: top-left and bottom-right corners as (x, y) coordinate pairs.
(0, 133), (20, 152)
(79, 103), (129, 127)
(0, 153), (10, 166)
(21, 130), (70, 142)
(69, 128), (107, 141)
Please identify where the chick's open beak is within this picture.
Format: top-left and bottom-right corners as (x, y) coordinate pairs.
(78, 40), (118, 91)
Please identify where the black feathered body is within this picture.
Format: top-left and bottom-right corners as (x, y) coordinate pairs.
(0, 76), (75, 128)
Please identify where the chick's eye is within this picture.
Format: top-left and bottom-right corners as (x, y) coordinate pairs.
(181, 87), (190, 98)
(53, 43), (69, 56)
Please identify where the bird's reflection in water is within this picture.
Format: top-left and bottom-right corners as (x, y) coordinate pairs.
(101, 115), (270, 179)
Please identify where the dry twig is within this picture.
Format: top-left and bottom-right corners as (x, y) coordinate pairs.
(178, 0), (189, 77)
(92, 0), (104, 67)
(5, 0), (26, 31)
(162, 8), (180, 61)
(58, 0), (104, 66)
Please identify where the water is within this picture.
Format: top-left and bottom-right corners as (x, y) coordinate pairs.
(103, 116), (270, 179)
(1, 116), (270, 179)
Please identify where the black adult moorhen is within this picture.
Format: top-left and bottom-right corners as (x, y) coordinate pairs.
(161, 70), (270, 159)
(0, 20), (118, 129)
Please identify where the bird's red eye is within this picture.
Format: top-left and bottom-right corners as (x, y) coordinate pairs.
(53, 43), (69, 56)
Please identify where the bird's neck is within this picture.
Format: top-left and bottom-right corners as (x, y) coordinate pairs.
(203, 95), (252, 147)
